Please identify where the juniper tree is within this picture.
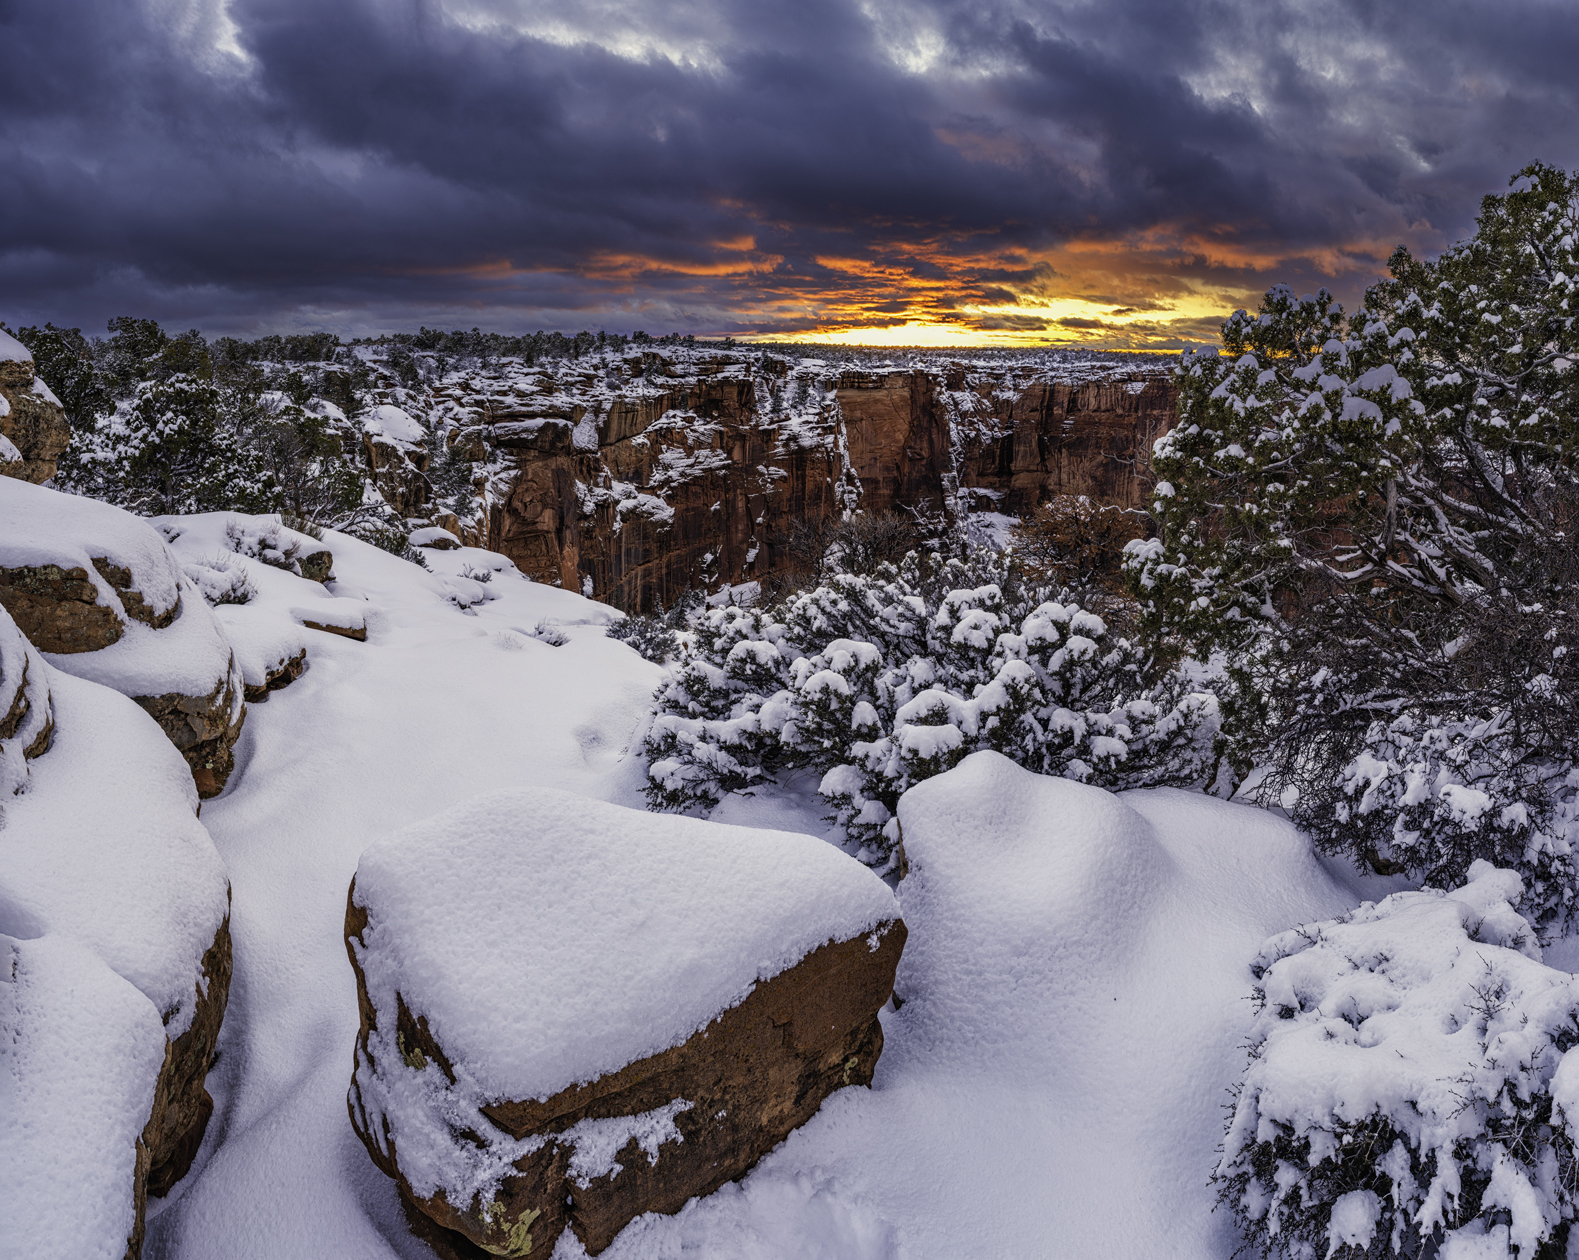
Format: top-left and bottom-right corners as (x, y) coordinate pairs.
(71, 374), (281, 515)
(1126, 162), (1579, 924)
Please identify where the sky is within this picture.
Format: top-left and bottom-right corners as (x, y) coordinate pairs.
(3, 0), (1578, 349)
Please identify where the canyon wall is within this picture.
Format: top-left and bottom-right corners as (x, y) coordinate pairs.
(409, 350), (1176, 612)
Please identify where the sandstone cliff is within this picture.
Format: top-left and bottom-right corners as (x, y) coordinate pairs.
(395, 348), (1175, 611)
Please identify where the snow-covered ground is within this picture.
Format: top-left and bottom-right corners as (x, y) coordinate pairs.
(132, 518), (1373, 1260)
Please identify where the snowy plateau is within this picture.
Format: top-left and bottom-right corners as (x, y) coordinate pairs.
(7, 487), (1570, 1259)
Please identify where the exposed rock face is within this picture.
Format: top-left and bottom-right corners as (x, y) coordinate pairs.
(0, 555), (179, 654)
(954, 376), (1179, 513)
(835, 368), (955, 516)
(0, 602), (54, 795)
(435, 356), (855, 610)
(133, 673), (247, 798)
(129, 913), (232, 1258)
(300, 617), (367, 641)
(415, 350), (1174, 612)
(242, 647), (306, 701)
(0, 615), (232, 1260)
(0, 338), (72, 484)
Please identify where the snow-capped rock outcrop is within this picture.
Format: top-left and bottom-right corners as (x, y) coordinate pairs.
(0, 479), (246, 796)
(0, 329), (71, 485)
(345, 787), (904, 1258)
(0, 599), (232, 1260)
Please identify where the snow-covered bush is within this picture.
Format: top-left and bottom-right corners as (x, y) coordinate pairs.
(183, 555), (256, 606)
(646, 546), (1219, 866)
(223, 517), (305, 572)
(1217, 863), (1579, 1260)
(1276, 663), (1579, 930)
(607, 613), (680, 663)
(357, 524), (429, 568)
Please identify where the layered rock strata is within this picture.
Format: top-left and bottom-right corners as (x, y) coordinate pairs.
(0, 329), (71, 485)
(345, 787), (904, 1259)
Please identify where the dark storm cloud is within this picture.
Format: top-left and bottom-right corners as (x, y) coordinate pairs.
(2, 0), (1578, 339)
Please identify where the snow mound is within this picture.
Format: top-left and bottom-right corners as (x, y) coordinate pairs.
(0, 666), (229, 1035)
(0, 328), (30, 362)
(1219, 861), (1579, 1259)
(893, 749), (1172, 1070)
(350, 786), (900, 1104)
(0, 476), (182, 622)
(362, 403), (425, 445)
(0, 933), (168, 1260)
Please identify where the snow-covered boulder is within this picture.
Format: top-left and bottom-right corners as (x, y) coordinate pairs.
(0, 479), (246, 796)
(211, 605), (307, 700)
(410, 524), (460, 550)
(1216, 862), (1579, 1260)
(345, 787), (904, 1258)
(1, 609), (231, 1259)
(0, 328), (71, 484)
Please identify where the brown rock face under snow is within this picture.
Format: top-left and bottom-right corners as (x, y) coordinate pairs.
(345, 889), (905, 1259)
(125, 913), (233, 1258)
(422, 350), (1175, 612)
(0, 557), (180, 655)
(242, 647), (307, 702)
(133, 673), (247, 799)
(0, 559), (245, 797)
(0, 353), (72, 485)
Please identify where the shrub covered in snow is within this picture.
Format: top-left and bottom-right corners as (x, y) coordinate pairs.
(645, 546), (1219, 867)
(354, 523), (429, 568)
(607, 595), (701, 664)
(182, 554), (257, 606)
(1217, 863), (1579, 1260)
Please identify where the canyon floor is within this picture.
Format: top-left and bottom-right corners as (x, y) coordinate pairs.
(118, 525), (1389, 1260)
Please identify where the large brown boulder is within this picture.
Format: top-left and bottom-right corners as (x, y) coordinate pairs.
(0, 329), (72, 484)
(0, 478), (246, 797)
(345, 788), (904, 1259)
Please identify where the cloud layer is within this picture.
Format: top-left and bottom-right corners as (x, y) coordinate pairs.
(3, 0), (1577, 344)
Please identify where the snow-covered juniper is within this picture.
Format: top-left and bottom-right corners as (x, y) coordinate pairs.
(1126, 162), (1579, 929)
